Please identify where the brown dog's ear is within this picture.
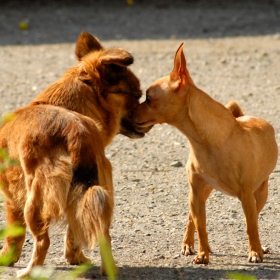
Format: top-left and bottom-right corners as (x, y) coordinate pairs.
(169, 42), (193, 91)
(100, 48), (134, 67)
(75, 32), (103, 61)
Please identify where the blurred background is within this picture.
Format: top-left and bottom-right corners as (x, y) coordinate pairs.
(1, 0), (280, 45)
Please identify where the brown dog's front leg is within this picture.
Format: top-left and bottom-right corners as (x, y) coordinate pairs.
(64, 226), (91, 265)
(240, 191), (263, 263)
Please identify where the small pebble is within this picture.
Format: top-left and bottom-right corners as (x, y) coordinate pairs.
(170, 161), (183, 167)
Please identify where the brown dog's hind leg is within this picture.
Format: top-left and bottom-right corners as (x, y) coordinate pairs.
(0, 199), (26, 266)
(181, 186), (213, 257)
(64, 225), (91, 265)
(240, 189), (263, 263)
(17, 182), (51, 278)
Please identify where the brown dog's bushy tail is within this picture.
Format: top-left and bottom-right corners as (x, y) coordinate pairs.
(68, 185), (113, 250)
(225, 100), (244, 118)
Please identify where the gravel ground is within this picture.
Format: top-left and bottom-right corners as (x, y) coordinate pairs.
(0, 1), (280, 279)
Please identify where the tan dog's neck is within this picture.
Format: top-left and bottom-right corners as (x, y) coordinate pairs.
(167, 43), (238, 148)
(176, 83), (237, 148)
(137, 42), (237, 149)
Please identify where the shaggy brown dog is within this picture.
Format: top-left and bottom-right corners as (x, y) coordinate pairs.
(133, 43), (278, 264)
(0, 32), (151, 278)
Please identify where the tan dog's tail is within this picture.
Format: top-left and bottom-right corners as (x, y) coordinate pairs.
(225, 100), (244, 118)
(67, 184), (113, 250)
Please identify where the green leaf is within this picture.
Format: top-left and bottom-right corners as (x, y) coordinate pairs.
(0, 224), (25, 239)
(1, 113), (17, 124)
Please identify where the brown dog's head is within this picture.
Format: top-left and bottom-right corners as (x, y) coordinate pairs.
(75, 32), (152, 138)
(133, 43), (194, 127)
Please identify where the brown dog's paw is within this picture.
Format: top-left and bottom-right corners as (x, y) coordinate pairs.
(66, 251), (91, 265)
(262, 246), (270, 254)
(248, 251), (263, 263)
(68, 256), (91, 265)
(181, 244), (196, 256)
(100, 264), (119, 276)
(192, 252), (209, 265)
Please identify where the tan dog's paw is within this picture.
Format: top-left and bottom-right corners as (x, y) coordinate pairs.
(181, 244), (196, 256)
(192, 252), (209, 264)
(248, 251), (263, 263)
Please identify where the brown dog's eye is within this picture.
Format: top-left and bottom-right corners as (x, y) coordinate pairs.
(146, 95), (151, 104)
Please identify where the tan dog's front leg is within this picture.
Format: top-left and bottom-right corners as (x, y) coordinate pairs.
(240, 190), (263, 263)
(182, 186), (212, 257)
(181, 212), (196, 256)
(187, 182), (212, 264)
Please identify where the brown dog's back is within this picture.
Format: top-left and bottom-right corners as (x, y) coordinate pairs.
(0, 104), (106, 218)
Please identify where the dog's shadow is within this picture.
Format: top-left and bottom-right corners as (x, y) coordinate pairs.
(53, 255), (280, 280)
(7, 257), (280, 280)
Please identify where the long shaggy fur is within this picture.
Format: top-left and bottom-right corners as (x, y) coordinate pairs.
(0, 32), (149, 278)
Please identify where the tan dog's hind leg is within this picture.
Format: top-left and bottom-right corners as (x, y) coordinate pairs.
(254, 179), (268, 216)
(240, 189), (263, 263)
(254, 178), (269, 254)
(64, 226), (91, 265)
(181, 186), (213, 257)
(0, 199), (26, 266)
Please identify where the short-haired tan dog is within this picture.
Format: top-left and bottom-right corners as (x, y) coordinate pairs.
(133, 43), (278, 264)
(0, 32), (151, 278)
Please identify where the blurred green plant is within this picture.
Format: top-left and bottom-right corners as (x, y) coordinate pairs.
(0, 149), (19, 173)
(24, 262), (92, 280)
(227, 272), (256, 280)
(99, 237), (117, 280)
(0, 224), (25, 266)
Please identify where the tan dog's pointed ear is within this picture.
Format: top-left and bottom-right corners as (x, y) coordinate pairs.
(169, 43), (193, 91)
(100, 48), (134, 67)
(75, 32), (103, 61)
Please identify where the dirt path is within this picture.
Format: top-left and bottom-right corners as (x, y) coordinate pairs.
(0, 1), (280, 279)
